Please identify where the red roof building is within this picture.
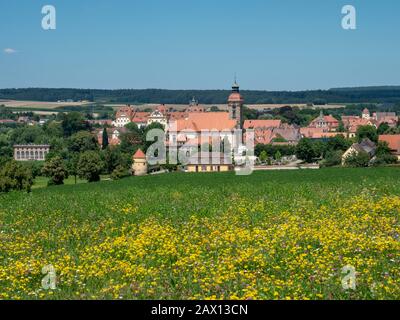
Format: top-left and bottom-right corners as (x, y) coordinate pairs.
(133, 149), (146, 159)
(379, 135), (400, 159)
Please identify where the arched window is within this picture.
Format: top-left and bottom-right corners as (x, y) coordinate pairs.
(16, 151), (20, 159)
(35, 151), (38, 159)
(39, 151), (43, 159)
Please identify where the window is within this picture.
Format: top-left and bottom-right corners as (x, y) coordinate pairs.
(16, 151), (20, 159)
(201, 165), (207, 171)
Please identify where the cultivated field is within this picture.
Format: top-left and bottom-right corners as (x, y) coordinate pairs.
(0, 168), (399, 300)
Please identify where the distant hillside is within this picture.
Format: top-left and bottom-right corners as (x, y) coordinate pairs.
(2, 86), (400, 105)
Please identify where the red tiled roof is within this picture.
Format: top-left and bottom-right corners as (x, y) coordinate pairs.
(379, 135), (400, 154)
(170, 112), (237, 132)
(243, 120), (282, 129)
(133, 149), (146, 159)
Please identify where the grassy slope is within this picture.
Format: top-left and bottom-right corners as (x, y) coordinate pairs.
(1, 168), (400, 299)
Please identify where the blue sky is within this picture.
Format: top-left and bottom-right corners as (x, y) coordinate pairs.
(1, 0), (400, 90)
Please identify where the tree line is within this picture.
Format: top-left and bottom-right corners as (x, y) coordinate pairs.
(4, 86), (400, 104)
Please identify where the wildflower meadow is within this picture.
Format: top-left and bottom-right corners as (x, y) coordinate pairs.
(0, 168), (399, 300)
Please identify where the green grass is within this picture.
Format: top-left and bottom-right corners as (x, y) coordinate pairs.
(1, 168), (400, 300)
(32, 175), (111, 189)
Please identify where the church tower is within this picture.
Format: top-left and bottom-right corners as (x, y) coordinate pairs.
(228, 78), (244, 129)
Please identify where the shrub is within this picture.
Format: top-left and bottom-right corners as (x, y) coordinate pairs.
(321, 150), (343, 167)
(344, 151), (370, 167)
(0, 160), (33, 193)
(42, 156), (69, 186)
(371, 154), (398, 166)
(111, 165), (129, 180)
(77, 151), (104, 182)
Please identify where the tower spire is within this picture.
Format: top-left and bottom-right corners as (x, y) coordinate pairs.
(232, 73), (240, 93)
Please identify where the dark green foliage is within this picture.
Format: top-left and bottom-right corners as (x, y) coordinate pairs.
(356, 125), (378, 143)
(4, 86), (400, 104)
(0, 160), (33, 193)
(22, 161), (44, 179)
(110, 165), (129, 180)
(61, 112), (91, 137)
(42, 156), (69, 186)
(295, 138), (319, 163)
(320, 150), (343, 167)
(77, 151), (104, 182)
(255, 144), (296, 158)
(344, 151), (371, 167)
(377, 122), (391, 135)
(68, 131), (99, 153)
(326, 135), (351, 152)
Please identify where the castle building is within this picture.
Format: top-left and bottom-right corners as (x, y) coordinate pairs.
(13, 145), (50, 161)
(228, 80), (244, 129)
(132, 149), (148, 176)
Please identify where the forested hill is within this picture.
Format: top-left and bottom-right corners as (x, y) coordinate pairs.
(2, 86), (400, 104)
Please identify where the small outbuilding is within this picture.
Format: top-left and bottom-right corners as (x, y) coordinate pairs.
(132, 149), (148, 176)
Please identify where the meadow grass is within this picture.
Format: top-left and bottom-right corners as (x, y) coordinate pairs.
(0, 168), (399, 300)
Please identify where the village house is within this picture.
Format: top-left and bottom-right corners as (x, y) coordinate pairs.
(379, 135), (400, 161)
(300, 127), (346, 139)
(243, 119), (282, 130)
(13, 144), (50, 161)
(147, 108), (168, 127)
(342, 108), (398, 138)
(112, 105), (135, 127)
(186, 152), (233, 173)
(249, 124), (301, 145)
(308, 112), (339, 132)
(342, 138), (377, 164)
(97, 127), (126, 147)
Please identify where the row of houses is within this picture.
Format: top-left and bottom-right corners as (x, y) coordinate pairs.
(105, 106), (399, 149)
(0, 117), (48, 126)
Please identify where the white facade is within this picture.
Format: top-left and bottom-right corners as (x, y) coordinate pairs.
(113, 115), (131, 128)
(14, 145), (50, 161)
(147, 110), (168, 127)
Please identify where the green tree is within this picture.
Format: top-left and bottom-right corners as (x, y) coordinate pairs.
(61, 112), (90, 137)
(356, 125), (378, 143)
(77, 151), (104, 182)
(102, 128), (109, 150)
(274, 150), (282, 161)
(295, 138), (318, 163)
(321, 150), (343, 167)
(259, 150), (268, 163)
(377, 122), (390, 135)
(344, 151), (370, 167)
(42, 156), (68, 186)
(327, 135), (351, 152)
(111, 165), (129, 180)
(68, 131), (98, 153)
(66, 153), (80, 184)
(0, 160), (33, 193)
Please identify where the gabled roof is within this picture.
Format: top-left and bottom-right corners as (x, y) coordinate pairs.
(133, 149), (146, 159)
(170, 112), (237, 132)
(350, 138), (377, 156)
(379, 135), (400, 154)
(243, 119), (282, 129)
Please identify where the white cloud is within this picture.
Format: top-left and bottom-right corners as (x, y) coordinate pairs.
(3, 48), (18, 54)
